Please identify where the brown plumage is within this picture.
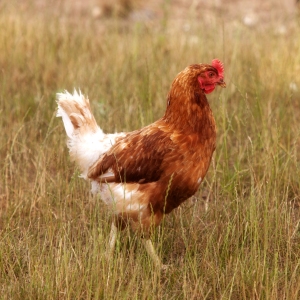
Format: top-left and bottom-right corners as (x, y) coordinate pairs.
(57, 59), (226, 268)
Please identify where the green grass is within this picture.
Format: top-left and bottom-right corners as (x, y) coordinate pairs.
(1, 1), (300, 299)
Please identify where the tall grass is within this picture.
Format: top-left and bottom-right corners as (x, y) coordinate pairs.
(0, 1), (300, 299)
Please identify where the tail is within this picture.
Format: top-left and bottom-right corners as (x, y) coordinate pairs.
(56, 90), (107, 179)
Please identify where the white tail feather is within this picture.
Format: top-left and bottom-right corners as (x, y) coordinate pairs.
(56, 90), (124, 178)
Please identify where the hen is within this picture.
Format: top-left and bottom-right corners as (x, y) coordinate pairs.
(56, 59), (226, 268)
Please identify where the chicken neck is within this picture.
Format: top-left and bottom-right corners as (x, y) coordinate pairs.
(162, 84), (216, 136)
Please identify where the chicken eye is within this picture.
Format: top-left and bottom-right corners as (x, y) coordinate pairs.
(208, 72), (215, 78)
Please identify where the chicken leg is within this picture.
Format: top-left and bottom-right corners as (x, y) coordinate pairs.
(106, 222), (166, 269)
(143, 239), (167, 270)
(106, 222), (118, 260)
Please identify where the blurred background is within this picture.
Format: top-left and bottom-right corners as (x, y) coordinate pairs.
(11, 0), (299, 27)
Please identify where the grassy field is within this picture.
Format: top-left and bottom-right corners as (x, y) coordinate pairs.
(1, 1), (300, 299)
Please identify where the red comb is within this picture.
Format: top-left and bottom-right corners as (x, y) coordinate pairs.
(211, 59), (224, 77)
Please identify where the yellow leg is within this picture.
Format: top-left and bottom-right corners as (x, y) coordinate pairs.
(106, 222), (118, 260)
(143, 239), (167, 270)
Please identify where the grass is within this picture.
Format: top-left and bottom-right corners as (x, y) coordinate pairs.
(1, 1), (300, 299)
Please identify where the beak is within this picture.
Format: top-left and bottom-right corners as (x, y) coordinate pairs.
(217, 78), (226, 88)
